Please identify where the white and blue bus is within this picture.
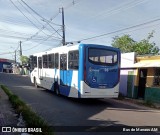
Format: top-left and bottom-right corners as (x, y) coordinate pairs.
(30, 43), (121, 98)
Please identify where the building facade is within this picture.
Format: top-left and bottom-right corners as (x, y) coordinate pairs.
(133, 55), (160, 103)
(120, 53), (160, 103)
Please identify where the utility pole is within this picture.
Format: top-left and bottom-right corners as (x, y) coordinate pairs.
(15, 50), (16, 63)
(61, 7), (65, 46)
(19, 41), (22, 56)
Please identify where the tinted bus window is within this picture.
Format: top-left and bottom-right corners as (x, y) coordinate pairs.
(48, 54), (54, 68)
(29, 55), (33, 70)
(55, 53), (59, 69)
(88, 48), (117, 65)
(38, 57), (42, 69)
(60, 54), (67, 70)
(68, 50), (79, 70)
(43, 55), (48, 68)
(33, 56), (37, 68)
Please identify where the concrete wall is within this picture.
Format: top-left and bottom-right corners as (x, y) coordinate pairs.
(120, 69), (136, 97)
(121, 52), (135, 68)
(120, 52), (136, 96)
(145, 87), (160, 103)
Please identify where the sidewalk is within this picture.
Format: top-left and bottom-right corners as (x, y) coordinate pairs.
(0, 87), (18, 135)
(114, 97), (160, 110)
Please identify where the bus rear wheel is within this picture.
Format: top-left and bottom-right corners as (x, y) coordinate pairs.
(54, 83), (60, 95)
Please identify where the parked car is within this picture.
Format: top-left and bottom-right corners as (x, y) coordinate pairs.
(3, 64), (12, 73)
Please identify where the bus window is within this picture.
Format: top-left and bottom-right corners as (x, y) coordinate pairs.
(55, 53), (59, 69)
(43, 55), (48, 68)
(68, 50), (79, 70)
(38, 57), (42, 69)
(29, 55), (33, 70)
(48, 54), (54, 68)
(88, 48), (117, 65)
(33, 56), (37, 68)
(60, 54), (67, 70)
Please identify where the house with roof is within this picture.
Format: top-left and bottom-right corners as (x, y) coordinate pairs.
(120, 53), (160, 103)
(133, 55), (160, 103)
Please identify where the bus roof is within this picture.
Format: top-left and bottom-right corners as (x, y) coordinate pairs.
(31, 43), (120, 56)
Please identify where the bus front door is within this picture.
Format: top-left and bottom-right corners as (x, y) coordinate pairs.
(60, 54), (67, 85)
(38, 57), (43, 80)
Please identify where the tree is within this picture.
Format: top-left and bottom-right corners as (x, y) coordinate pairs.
(20, 55), (29, 65)
(111, 31), (159, 55)
(112, 34), (135, 53)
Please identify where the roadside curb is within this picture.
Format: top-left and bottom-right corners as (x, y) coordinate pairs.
(112, 98), (159, 110)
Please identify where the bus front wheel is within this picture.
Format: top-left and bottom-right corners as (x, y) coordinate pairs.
(34, 77), (38, 88)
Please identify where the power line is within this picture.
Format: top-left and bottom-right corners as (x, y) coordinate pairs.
(17, 0), (44, 27)
(20, 0), (46, 21)
(0, 28), (35, 37)
(104, 0), (147, 17)
(20, 0), (78, 44)
(80, 18), (160, 41)
(90, 0), (148, 20)
(20, 0), (62, 36)
(18, 0), (78, 45)
(18, 0), (56, 35)
(0, 29), (55, 41)
(0, 33), (58, 41)
(0, 34), (32, 40)
(9, 0), (56, 40)
(0, 18), (32, 27)
(115, 22), (160, 38)
(0, 51), (14, 55)
(23, 31), (62, 51)
(9, 0), (41, 31)
(18, 13), (62, 42)
(63, 0), (79, 10)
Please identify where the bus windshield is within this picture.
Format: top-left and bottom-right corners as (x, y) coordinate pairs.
(88, 48), (118, 65)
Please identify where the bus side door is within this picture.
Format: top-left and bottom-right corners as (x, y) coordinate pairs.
(60, 54), (67, 85)
(38, 57), (43, 80)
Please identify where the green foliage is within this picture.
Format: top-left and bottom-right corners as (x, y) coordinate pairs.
(1, 85), (13, 97)
(112, 34), (135, 53)
(20, 55), (29, 65)
(111, 31), (159, 55)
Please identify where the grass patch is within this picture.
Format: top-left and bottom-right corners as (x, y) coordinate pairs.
(1, 85), (54, 135)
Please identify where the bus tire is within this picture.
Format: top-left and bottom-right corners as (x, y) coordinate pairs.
(54, 82), (60, 95)
(34, 77), (38, 88)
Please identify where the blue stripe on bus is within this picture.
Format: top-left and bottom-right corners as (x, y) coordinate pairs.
(50, 83), (54, 91)
(59, 70), (73, 96)
(50, 68), (58, 91)
(78, 44), (85, 98)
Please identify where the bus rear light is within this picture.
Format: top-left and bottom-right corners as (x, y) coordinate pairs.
(84, 63), (86, 81)
(84, 47), (86, 81)
(118, 68), (120, 82)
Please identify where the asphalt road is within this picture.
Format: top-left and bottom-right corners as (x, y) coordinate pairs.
(0, 73), (160, 135)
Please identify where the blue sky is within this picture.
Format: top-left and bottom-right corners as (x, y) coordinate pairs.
(0, 0), (160, 61)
